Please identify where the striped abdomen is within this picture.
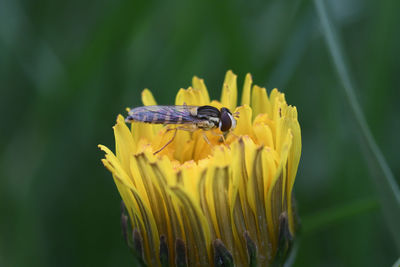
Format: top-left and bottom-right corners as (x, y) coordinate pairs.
(125, 105), (200, 125)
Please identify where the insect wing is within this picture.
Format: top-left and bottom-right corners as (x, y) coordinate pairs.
(128, 105), (200, 124)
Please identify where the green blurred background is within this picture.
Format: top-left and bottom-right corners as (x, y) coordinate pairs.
(1, 0), (399, 266)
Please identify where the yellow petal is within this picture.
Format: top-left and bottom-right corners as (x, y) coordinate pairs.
(251, 85), (271, 118)
(141, 88), (157, 106)
(273, 100), (289, 154)
(210, 145), (232, 168)
(129, 186), (161, 266)
(170, 186), (212, 265)
(177, 139), (196, 163)
(227, 140), (249, 265)
(172, 130), (192, 161)
(192, 76), (210, 104)
(175, 87), (207, 106)
(253, 113), (276, 149)
(265, 131), (292, 252)
(114, 115), (136, 174)
(253, 123), (274, 149)
(268, 88), (283, 111)
(204, 165), (220, 238)
(220, 70), (238, 111)
(232, 105), (253, 138)
(241, 73), (252, 106)
(247, 147), (272, 259)
(99, 145), (132, 187)
(208, 166), (235, 254)
(99, 145), (145, 236)
(228, 138), (259, 252)
(191, 131), (212, 162)
(285, 107), (301, 234)
(209, 100), (223, 110)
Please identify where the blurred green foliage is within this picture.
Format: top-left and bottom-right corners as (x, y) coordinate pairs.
(0, 0), (399, 266)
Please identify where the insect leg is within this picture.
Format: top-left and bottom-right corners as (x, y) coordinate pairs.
(202, 132), (212, 147)
(153, 128), (178, 155)
(227, 131), (238, 139)
(209, 130), (226, 143)
(175, 125), (198, 132)
(165, 126), (176, 132)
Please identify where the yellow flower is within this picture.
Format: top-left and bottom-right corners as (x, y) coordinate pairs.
(99, 70), (301, 266)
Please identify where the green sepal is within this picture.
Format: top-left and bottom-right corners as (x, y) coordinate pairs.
(213, 239), (234, 267)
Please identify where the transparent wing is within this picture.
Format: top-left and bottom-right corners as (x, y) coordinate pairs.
(127, 105), (202, 124)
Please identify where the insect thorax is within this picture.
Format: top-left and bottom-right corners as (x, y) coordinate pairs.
(194, 105), (221, 130)
(196, 119), (219, 130)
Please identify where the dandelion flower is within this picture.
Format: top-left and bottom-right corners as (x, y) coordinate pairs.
(99, 70), (301, 266)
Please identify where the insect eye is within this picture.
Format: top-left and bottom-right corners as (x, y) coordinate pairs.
(219, 110), (232, 132)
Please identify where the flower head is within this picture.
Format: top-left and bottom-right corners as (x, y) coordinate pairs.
(99, 70), (301, 266)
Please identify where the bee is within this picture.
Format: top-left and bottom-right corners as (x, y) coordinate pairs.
(125, 105), (237, 154)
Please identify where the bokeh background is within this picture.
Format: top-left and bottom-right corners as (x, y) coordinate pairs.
(1, 0), (399, 266)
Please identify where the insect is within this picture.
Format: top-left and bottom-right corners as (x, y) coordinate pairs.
(125, 105), (237, 154)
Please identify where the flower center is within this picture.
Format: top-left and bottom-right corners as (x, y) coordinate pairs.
(148, 126), (236, 163)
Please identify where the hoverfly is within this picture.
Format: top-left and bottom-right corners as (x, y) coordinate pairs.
(125, 105), (237, 154)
